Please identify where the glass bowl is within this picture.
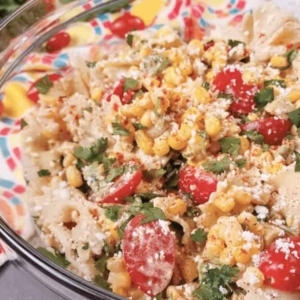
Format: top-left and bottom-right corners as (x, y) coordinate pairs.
(1, 0), (300, 300)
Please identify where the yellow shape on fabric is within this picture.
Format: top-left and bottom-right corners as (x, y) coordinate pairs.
(3, 82), (33, 118)
(59, 6), (85, 22)
(194, 0), (226, 7)
(131, 0), (165, 25)
(67, 22), (98, 46)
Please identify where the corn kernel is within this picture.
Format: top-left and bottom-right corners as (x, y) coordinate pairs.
(153, 138), (170, 156)
(168, 133), (187, 150)
(270, 56), (288, 68)
(120, 104), (145, 118)
(239, 137), (250, 155)
(219, 247), (236, 266)
(181, 107), (202, 123)
(187, 39), (204, 57)
(90, 87), (103, 101)
(205, 115), (221, 137)
(247, 112), (259, 121)
(140, 110), (154, 128)
(178, 60), (193, 77)
(164, 67), (184, 86)
(287, 89), (300, 103)
(139, 46), (152, 58)
(205, 239), (225, 257)
(264, 163), (283, 174)
(66, 165), (83, 188)
(234, 247), (254, 264)
(178, 122), (192, 141)
(205, 70), (214, 81)
(242, 70), (260, 85)
(135, 130), (154, 155)
(63, 153), (76, 168)
(213, 193), (235, 213)
(232, 189), (253, 205)
(193, 87), (211, 104)
(166, 198), (187, 216)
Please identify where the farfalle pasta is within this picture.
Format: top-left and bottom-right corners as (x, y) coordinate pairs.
(16, 3), (300, 300)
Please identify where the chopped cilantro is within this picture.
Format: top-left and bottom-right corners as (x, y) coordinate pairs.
(203, 156), (231, 174)
(112, 122), (130, 136)
(82, 243), (89, 250)
(102, 156), (117, 173)
(84, 106), (93, 113)
(234, 157), (247, 168)
(288, 107), (300, 127)
(191, 228), (207, 243)
(202, 82), (210, 90)
(85, 61), (96, 68)
(264, 79), (286, 88)
(132, 122), (147, 130)
(254, 87), (274, 110)
(93, 275), (111, 290)
(126, 33), (134, 47)
(123, 77), (139, 92)
(35, 75), (53, 95)
(228, 39), (245, 48)
(105, 166), (124, 182)
(143, 168), (166, 181)
(242, 130), (264, 144)
(220, 137), (241, 156)
(37, 247), (70, 268)
(104, 205), (121, 221)
(118, 216), (133, 238)
(133, 90), (144, 100)
(193, 265), (239, 300)
(262, 143), (270, 152)
(37, 169), (50, 177)
(21, 119), (28, 129)
(286, 133), (293, 140)
(136, 192), (165, 201)
(295, 151), (300, 172)
(280, 48), (298, 70)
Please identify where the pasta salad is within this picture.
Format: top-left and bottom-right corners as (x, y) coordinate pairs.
(18, 3), (300, 300)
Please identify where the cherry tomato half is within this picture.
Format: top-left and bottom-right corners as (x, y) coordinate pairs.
(259, 237), (300, 292)
(123, 214), (176, 297)
(242, 117), (292, 145)
(27, 73), (62, 102)
(45, 32), (71, 53)
(212, 69), (259, 114)
(178, 165), (217, 204)
(109, 13), (145, 38)
(99, 168), (142, 204)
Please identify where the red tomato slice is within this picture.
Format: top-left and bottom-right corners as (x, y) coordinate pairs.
(242, 117), (292, 145)
(109, 13), (145, 38)
(99, 169), (142, 204)
(212, 68), (259, 114)
(45, 32), (71, 53)
(259, 237), (300, 292)
(27, 74), (62, 102)
(123, 215), (176, 297)
(183, 16), (203, 42)
(178, 165), (217, 204)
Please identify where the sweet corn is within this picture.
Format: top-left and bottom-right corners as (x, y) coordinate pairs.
(153, 138), (170, 156)
(243, 267), (264, 288)
(193, 86), (211, 104)
(166, 286), (183, 300)
(270, 56), (288, 68)
(167, 198), (187, 216)
(237, 212), (264, 235)
(234, 247), (255, 264)
(213, 192), (235, 213)
(232, 189), (253, 205)
(90, 87), (103, 101)
(187, 39), (204, 57)
(219, 247), (236, 266)
(164, 66), (184, 86)
(168, 133), (187, 150)
(135, 130), (154, 155)
(181, 107), (202, 123)
(178, 122), (192, 141)
(287, 89), (300, 103)
(63, 153), (76, 168)
(178, 60), (193, 77)
(152, 96), (170, 115)
(242, 70), (260, 85)
(137, 95), (154, 109)
(205, 115), (221, 137)
(178, 255), (198, 282)
(205, 239), (225, 257)
(239, 137), (250, 155)
(139, 46), (152, 58)
(264, 163), (283, 174)
(120, 104), (145, 118)
(140, 110), (154, 128)
(205, 70), (214, 81)
(247, 112), (259, 121)
(66, 165), (83, 187)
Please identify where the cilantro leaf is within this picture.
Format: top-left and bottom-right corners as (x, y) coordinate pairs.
(133, 90), (144, 100)
(191, 228), (207, 243)
(132, 122), (147, 130)
(37, 247), (70, 268)
(143, 168), (166, 181)
(280, 48), (298, 70)
(37, 169), (51, 177)
(126, 33), (134, 47)
(35, 75), (53, 95)
(21, 119), (28, 129)
(90, 138), (108, 154)
(102, 156), (117, 173)
(264, 79), (286, 88)
(82, 242), (89, 250)
(220, 137), (241, 156)
(74, 147), (93, 161)
(104, 205), (121, 221)
(123, 77), (139, 92)
(118, 216), (134, 238)
(202, 82), (210, 90)
(254, 87), (274, 110)
(288, 107), (300, 128)
(295, 151), (300, 172)
(203, 156), (231, 174)
(85, 61), (96, 68)
(105, 166), (125, 182)
(242, 130), (264, 144)
(228, 39), (245, 48)
(93, 275), (111, 290)
(234, 157), (247, 168)
(136, 192), (165, 201)
(112, 122), (130, 136)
